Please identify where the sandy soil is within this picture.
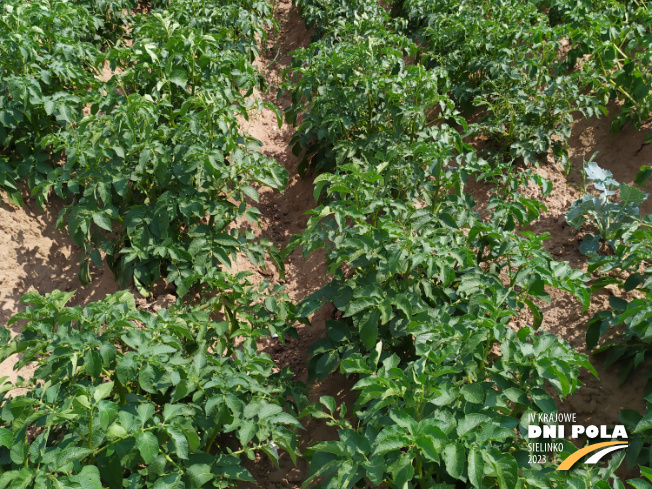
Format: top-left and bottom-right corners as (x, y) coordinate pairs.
(0, 194), (122, 389)
(0, 0), (650, 486)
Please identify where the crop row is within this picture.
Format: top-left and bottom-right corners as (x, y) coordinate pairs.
(567, 160), (652, 469)
(1, 0), (287, 296)
(0, 1), (307, 488)
(0, 0), (137, 204)
(401, 0), (652, 171)
(283, 0), (652, 487)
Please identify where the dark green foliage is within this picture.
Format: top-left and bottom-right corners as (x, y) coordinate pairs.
(2, 0), (287, 295)
(0, 0), (102, 203)
(282, 0), (652, 486)
(0, 1), (303, 485)
(4, 0), (652, 486)
(0, 290), (304, 488)
(402, 0), (652, 170)
(566, 161), (652, 471)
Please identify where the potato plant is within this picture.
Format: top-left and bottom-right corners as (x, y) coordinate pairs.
(401, 0), (582, 169)
(74, 0), (139, 45)
(289, 151), (598, 488)
(283, 22), (451, 178)
(154, 0), (278, 60)
(0, 0), (313, 483)
(549, 0), (652, 134)
(293, 0), (387, 40)
(0, 0), (103, 205)
(401, 0), (652, 170)
(567, 162), (652, 383)
(18, 0), (288, 296)
(566, 164), (652, 471)
(0, 290), (304, 488)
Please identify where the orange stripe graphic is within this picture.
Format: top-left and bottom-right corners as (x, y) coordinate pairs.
(556, 441), (628, 471)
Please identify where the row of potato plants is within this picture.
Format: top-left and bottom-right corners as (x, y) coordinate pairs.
(2, 0), (651, 488)
(0, 287), (304, 488)
(1, 0), (287, 296)
(566, 161), (652, 470)
(0, 0), (308, 487)
(398, 0), (652, 173)
(0, 0), (137, 206)
(402, 0), (652, 474)
(284, 0), (650, 487)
